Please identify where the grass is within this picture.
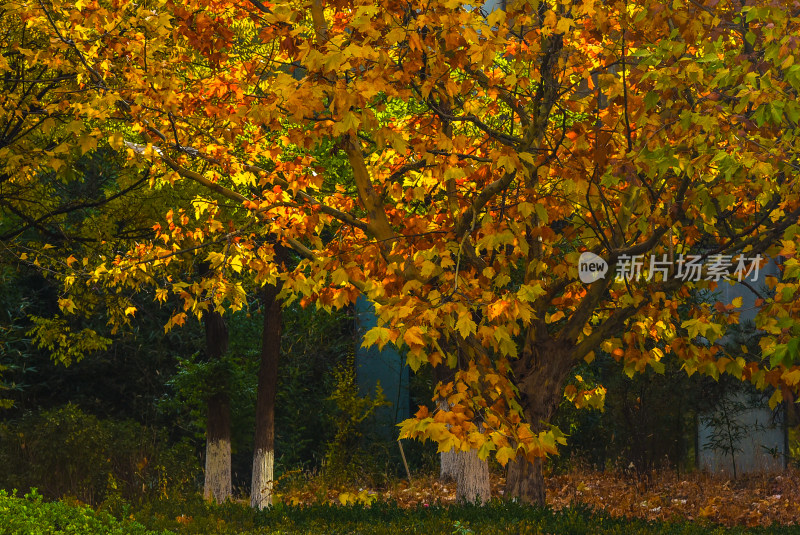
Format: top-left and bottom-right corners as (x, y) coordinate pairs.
(5, 468), (800, 534)
(6, 488), (800, 535)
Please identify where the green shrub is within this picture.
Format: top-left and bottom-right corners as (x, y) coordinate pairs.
(273, 303), (354, 476)
(0, 489), (171, 535)
(0, 405), (199, 504)
(321, 356), (392, 487)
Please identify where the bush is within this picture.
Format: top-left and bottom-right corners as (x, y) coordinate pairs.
(0, 489), (170, 535)
(321, 356), (392, 487)
(551, 351), (704, 474)
(0, 405), (199, 504)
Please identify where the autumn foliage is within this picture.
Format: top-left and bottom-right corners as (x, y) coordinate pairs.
(5, 0), (800, 503)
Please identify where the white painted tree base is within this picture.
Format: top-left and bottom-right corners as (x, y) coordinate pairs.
(251, 448), (274, 509)
(204, 438), (232, 503)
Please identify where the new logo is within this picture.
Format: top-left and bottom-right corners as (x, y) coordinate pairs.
(578, 252), (608, 283)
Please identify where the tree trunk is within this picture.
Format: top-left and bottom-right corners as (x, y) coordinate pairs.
(505, 456), (545, 505)
(504, 341), (575, 506)
(440, 449), (459, 483)
(434, 364), (461, 483)
(251, 285), (281, 509)
(205, 391), (232, 502)
(204, 310), (232, 503)
(455, 446), (491, 504)
(433, 363), (489, 501)
(438, 400), (459, 482)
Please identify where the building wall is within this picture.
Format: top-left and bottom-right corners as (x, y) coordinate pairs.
(697, 391), (785, 475)
(697, 259), (787, 475)
(354, 295), (410, 439)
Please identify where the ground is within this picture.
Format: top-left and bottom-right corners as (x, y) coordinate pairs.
(277, 468), (800, 527)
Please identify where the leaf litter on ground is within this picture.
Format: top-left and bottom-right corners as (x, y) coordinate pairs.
(275, 467), (800, 527)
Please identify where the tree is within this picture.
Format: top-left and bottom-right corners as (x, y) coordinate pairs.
(3, 4), (233, 502)
(12, 0), (800, 506)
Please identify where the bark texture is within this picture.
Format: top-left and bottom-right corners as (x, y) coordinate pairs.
(455, 448), (491, 504)
(438, 400), (459, 482)
(205, 391), (232, 502)
(251, 285), (282, 509)
(434, 364), (460, 483)
(440, 448), (459, 483)
(504, 341), (576, 506)
(203, 310), (232, 503)
(505, 456), (545, 505)
(433, 361), (489, 500)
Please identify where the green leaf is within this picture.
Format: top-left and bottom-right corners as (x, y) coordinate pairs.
(787, 337), (800, 365)
(769, 344), (788, 368)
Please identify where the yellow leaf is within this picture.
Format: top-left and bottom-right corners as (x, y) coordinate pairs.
(436, 434), (457, 454)
(699, 505), (715, 518)
(477, 440), (495, 460)
(768, 388), (783, 410)
(108, 132), (125, 149)
(782, 369), (800, 386)
(58, 298), (76, 314)
(403, 326), (426, 348)
(455, 314), (476, 338)
(164, 312), (187, 333)
(556, 16), (573, 34)
(543, 9), (557, 28)
(495, 446), (516, 466)
(363, 326), (392, 350)
(331, 268), (349, 286)
(486, 9), (504, 28)
(125, 307), (137, 317)
(78, 134), (97, 155)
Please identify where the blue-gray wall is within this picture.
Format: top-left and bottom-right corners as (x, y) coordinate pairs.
(355, 295), (410, 439)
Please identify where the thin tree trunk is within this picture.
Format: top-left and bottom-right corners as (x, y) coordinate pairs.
(434, 363), (460, 483)
(438, 400), (459, 483)
(251, 285), (281, 509)
(204, 310), (232, 503)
